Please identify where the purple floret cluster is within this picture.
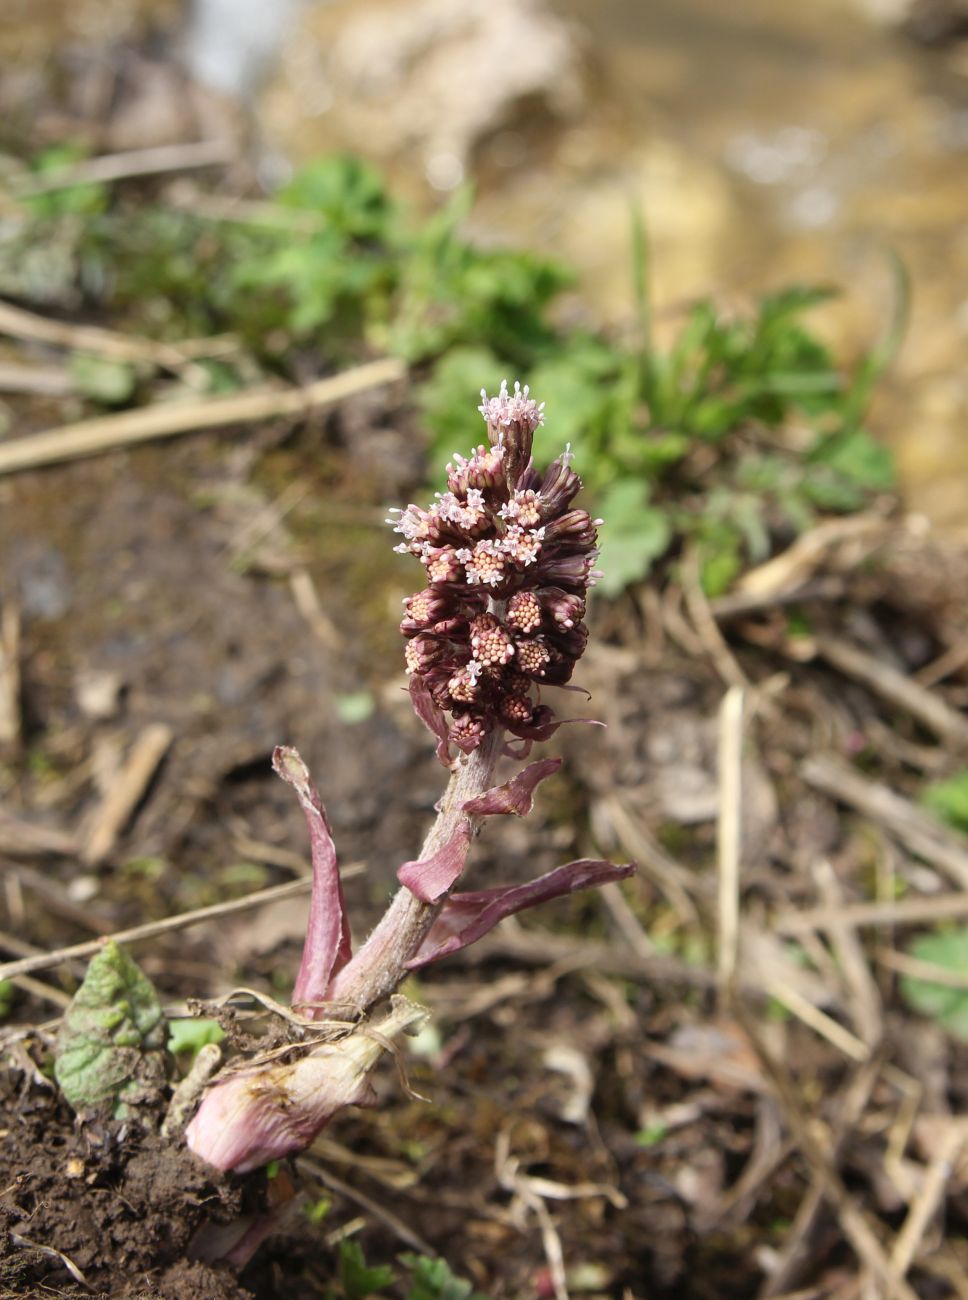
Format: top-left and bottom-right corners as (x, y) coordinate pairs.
(389, 382), (602, 753)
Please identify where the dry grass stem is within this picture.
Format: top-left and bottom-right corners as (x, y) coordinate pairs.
(0, 297), (237, 370)
(0, 356), (405, 477)
(597, 793), (701, 927)
(0, 870), (362, 982)
(0, 360), (75, 396)
(599, 881), (655, 957)
(812, 636), (968, 748)
(735, 513), (888, 601)
(11, 139), (235, 196)
(81, 723), (173, 865)
(717, 686), (745, 992)
(802, 755), (968, 891)
(876, 948), (968, 990)
(0, 602), (21, 747)
(889, 1126), (965, 1281)
(683, 548), (749, 689)
(299, 1158), (434, 1257)
(777, 889), (968, 935)
(764, 980), (870, 1063)
(812, 859), (883, 1047)
(289, 569), (341, 651)
(761, 1057), (882, 1297)
(741, 1010), (918, 1300)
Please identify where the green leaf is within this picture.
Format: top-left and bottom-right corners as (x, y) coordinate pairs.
(595, 480), (671, 595)
(335, 691), (376, 725)
(921, 770), (968, 833)
(54, 941), (169, 1118)
(167, 1018), (225, 1061)
(900, 927), (968, 1040)
(634, 1123), (669, 1148)
(23, 143), (108, 219)
(338, 1239), (396, 1299)
(400, 1253), (488, 1300)
(811, 429), (895, 491)
(69, 353), (137, 405)
(279, 156), (395, 241)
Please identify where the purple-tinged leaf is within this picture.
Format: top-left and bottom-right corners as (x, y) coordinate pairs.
(408, 858), (636, 968)
(409, 676), (452, 767)
(272, 747), (351, 1011)
(397, 821), (472, 903)
(507, 708), (605, 744)
(462, 758), (562, 818)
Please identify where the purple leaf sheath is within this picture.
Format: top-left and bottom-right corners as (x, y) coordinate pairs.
(462, 757), (562, 818)
(272, 746), (351, 1014)
(397, 821), (473, 903)
(409, 858), (636, 968)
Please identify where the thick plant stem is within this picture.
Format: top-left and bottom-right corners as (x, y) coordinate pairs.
(329, 730), (502, 1012)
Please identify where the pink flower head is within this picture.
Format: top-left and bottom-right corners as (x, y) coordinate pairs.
(391, 384), (598, 759)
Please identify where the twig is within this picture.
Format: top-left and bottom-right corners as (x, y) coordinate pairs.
(11, 139), (235, 196)
(739, 1007), (918, 1300)
(760, 1057), (882, 1297)
(298, 1157), (434, 1256)
(597, 793), (701, 927)
(710, 576), (845, 622)
(776, 889), (968, 936)
(736, 514), (888, 601)
(812, 859), (883, 1048)
(717, 686), (745, 992)
(764, 980), (870, 1063)
(82, 723), (173, 864)
(0, 356), (406, 477)
(0, 602), (21, 746)
(0, 870), (364, 982)
(0, 813), (77, 858)
(683, 548), (749, 690)
(0, 360), (75, 396)
(9, 1233), (92, 1290)
(889, 1126), (965, 1282)
(876, 948), (968, 991)
(0, 298), (237, 369)
(802, 755), (968, 891)
(811, 635), (968, 748)
(2, 861), (111, 932)
(915, 639), (968, 689)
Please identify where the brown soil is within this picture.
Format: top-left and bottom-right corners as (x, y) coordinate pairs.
(3, 399), (968, 1297)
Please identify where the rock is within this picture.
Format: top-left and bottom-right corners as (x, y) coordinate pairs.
(260, 0), (585, 188)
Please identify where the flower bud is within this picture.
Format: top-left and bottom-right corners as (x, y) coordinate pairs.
(421, 546), (463, 585)
(479, 380), (544, 490)
(400, 588), (457, 635)
(542, 509), (598, 553)
(450, 712), (488, 753)
(506, 590), (543, 635)
(540, 587), (585, 629)
(536, 453), (582, 520)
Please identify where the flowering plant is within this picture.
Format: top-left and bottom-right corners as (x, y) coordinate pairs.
(185, 382), (633, 1175)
